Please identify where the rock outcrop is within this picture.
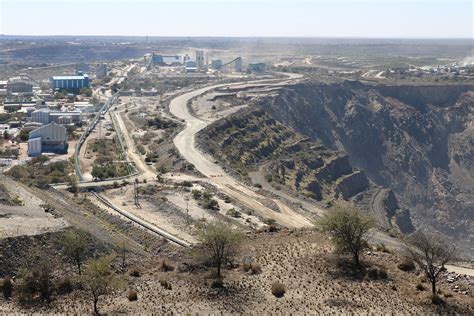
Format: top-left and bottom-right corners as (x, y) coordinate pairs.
(198, 106), (409, 235)
(257, 80), (474, 259)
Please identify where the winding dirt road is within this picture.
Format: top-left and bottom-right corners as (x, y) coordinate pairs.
(169, 74), (313, 228)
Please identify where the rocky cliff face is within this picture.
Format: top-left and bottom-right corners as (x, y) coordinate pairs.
(198, 107), (411, 234)
(258, 81), (474, 258)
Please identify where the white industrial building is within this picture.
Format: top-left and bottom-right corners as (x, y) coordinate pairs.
(31, 109), (51, 125)
(28, 123), (67, 157)
(31, 109), (82, 125)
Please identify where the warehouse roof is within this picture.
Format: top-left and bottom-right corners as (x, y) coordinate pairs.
(51, 74), (89, 80)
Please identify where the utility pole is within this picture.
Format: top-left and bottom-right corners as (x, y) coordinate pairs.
(134, 178), (140, 207)
(185, 197), (190, 226)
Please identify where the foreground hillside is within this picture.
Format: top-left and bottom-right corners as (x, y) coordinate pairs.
(1, 228), (472, 314)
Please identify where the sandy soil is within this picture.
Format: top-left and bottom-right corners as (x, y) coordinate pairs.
(5, 229), (471, 314)
(170, 75), (312, 229)
(103, 185), (196, 244)
(0, 176), (68, 238)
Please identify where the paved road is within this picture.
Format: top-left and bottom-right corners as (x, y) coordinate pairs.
(169, 74), (313, 228)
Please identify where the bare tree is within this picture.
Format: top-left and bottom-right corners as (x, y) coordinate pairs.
(405, 231), (456, 294)
(80, 255), (124, 315)
(117, 240), (130, 274)
(318, 206), (375, 266)
(196, 221), (243, 279)
(60, 230), (88, 275)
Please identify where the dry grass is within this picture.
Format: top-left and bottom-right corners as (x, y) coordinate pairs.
(2, 229), (472, 314)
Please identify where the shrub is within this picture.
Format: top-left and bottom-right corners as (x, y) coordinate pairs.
(2, 277), (13, 299)
(17, 263), (54, 303)
(181, 181), (193, 187)
(416, 283), (426, 291)
(431, 294), (444, 305)
(226, 208), (241, 218)
(242, 263), (262, 275)
(56, 276), (73, 295)
(264, 174), (273, 182)
(128, 290), (138, 301)
(398, 257), (415, 272)
(211, 278), (223, 288)
(268, 224), (279, 232)
(203, 198), (219, 210)
(367, 267), (388, 280)
(367, 268), (379, 279)
(271, 282), (286, 298)
(263, 218), (276, 225)
(253, 183), (262, 188)
(191, 189), (202, 199)
(159, 279), (172, 290)
(129, 268), (140, 277)
(160, 261), (175, 272)
(375, 243), (390, 253)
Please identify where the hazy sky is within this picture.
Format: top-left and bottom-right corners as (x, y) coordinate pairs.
(0, 0), (472, 38)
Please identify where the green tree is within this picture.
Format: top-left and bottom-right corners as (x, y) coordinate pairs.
(405, 231), (456, 295)
(196, 221), (243, 278)
(16, 260), (54, 303)
(80, 87), (93, 97)
(2, 277), (13, 299)
(17, 128), (29, 142)
(60, 230), (88, 275)
(68, 177), (78, 194)
(318, 206), (374, 266)
(80, 255), (124, 315)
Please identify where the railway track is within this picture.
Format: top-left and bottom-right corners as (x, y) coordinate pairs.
(91, 192), (191, 247)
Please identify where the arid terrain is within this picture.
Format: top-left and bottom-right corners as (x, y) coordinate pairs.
(1, 227), (473, 314)
(0, 34), (473, 314)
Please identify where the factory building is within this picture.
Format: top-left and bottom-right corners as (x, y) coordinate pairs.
(50, 74), (89, 92)
(234, 57), (242, 72)
(31, 109), (82, 125)
(96, 64), (108, 79)
(27, 123), (68, 157)
(152, 54), (182, 66)
(196, 50), (205, 71)
(185, 60), (197, 73)
(31, 109), (51, 125)
(211, 59), (223, 70)
(248, 62), (267, 73)
(7, 76), (34, 94)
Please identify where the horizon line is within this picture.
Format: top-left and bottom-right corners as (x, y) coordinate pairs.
(1, 34), (473, 40)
